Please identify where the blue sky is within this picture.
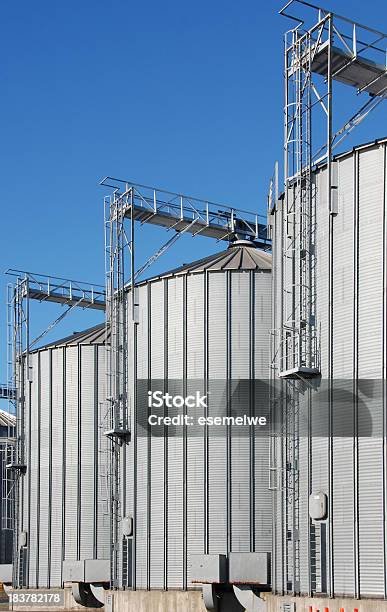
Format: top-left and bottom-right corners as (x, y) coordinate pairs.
(1, 0), (387, 392)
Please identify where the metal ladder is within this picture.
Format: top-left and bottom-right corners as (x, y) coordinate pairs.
(281, 27), (319, 377)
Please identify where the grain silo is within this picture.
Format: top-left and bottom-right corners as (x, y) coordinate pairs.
(14, 325), (110, 591)
(0, 409), (16, 569)
(271, 138), (387, 608)
(111, 240), (272, 608)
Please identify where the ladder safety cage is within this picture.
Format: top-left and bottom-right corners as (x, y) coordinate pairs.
(103, 188), (132, 589)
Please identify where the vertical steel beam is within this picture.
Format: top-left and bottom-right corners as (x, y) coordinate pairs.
(326, 13), (335, 600)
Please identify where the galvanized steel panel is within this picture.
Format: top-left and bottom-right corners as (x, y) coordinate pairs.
(208, 273), (227, 379)
(19, 337), (109, 590)
(231, 272), (250, 379)
(150, 282), (164, 379)
(166, 277), (184, 587)
(137, 284), (149, 380)
(149, 436), (164, 588)
(231, 433), (250, 551)
(254, 272), (271, 379)
(167, 437), (184, 587)
(135, 432), (148, 588)
(315, 168), (329, 379)
(274, 141), (387, 599)
(357, 146), (385, 597)
(358, 437), (384, 596)
(79, 346), (96, 560)
(186, 432), (205, 586)
(135, 287), (150, 590)
(230, 274), (251, 550)
(186, 275), (205, 379)
(167, 277), (183, 379)
(332, 155), (355, 377)
(207, 273), (228, 554)
(330, 153), (356, 597)
(64, 346), (79, 562)
(122, 246), (271, 589)
(127, 249), (272, 590)
(358, 147), (384, 378)
(332, 437), (354, 596)
(50, 348), (64, 587)
(28, 353), (39, 588)
(298, 433), (309, 595)
(254, 436), (271, 553)
(97, 347), (110, 562)
(38, 350), (50, 587)
(186, 277), (205, 585)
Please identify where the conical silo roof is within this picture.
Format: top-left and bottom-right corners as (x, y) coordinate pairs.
(0, 409), (16, 428)
(31, 323), (107, 352)
(137, 242), (271, 285)
(33, 244), (270, 350)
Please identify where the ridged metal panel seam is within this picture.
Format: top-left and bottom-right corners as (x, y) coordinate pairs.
(79, 345), (96, 560)
(166, 276), (184, 588)
(126, 254), (272, 591)
(331, 153), (356, 597)
(230, 272), (251, 553)
(38, 350), (50, 587)
(64, 346), (79, 561)
(50, 348), (64, 587)
(207, 272), (227, 555)
(357, 145), (385, 597)
(186, 274), (205, 587)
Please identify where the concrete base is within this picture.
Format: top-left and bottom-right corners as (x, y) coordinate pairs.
(10, 587), (387, 612)
(266, 593), (387, 612)
(105, 590), (205, 612)
(105, 589), (245, 612)
(6, 586), (243, 611)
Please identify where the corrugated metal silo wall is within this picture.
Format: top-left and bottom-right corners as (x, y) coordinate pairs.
(272, 140), (387, 599)
(17, 343), (110, 588)
(123, 265), (272, 590)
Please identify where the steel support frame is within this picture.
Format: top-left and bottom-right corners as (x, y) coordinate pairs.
(104, 188), (133, 589)
(281, 15), (325, 377)
(280, 9), (332, 598)
(281, 22), (324, 591)
(100, 177), (270, 247)
(6, 278), (28, 586)
(5, 271), (106, 587)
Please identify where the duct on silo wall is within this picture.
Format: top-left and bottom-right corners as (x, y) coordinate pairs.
(272, 139), (387, 601)
(124, 244), (272, 591)
(16, 327), (110, 589)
